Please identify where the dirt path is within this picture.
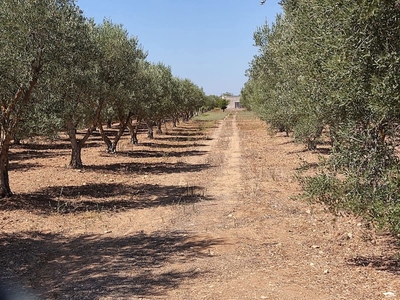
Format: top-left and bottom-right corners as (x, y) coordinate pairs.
(0, 111), (399, 299)
(172, 112), (243, 231)
(166, 112), (400, 299)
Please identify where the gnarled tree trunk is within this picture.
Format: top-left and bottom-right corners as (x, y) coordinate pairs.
(67, 120), (83, 168)
(111, 114), (131, 152)
(0, 141), (13, 198)
(67, 120), (95, 168)
(0, 67), (40, 197)
(127, 120), (139, 144)
(146, 120), (154, 139)
(99, 114), (131, 153)
(156, 119), (163, 134)
(98, 124), (113, 153)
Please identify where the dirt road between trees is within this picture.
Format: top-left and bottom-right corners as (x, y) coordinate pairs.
(0, 111), (399, 299)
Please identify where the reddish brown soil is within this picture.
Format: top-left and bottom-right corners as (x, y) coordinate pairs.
(0, 111), (399, 299)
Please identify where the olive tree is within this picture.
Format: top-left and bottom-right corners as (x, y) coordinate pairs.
(302, 0), (400, 233)
(133, 62), (173, 139)
(0, 0), (92, 196)
(94, 20), (147, 153)
(249, 0), (400, 234)
(180, 79), (206, 122)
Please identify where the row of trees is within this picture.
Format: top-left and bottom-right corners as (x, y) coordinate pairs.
(0, 0), (219, 198)
(243, 1), (400, 233)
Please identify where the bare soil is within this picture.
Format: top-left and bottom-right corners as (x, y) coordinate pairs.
(0, 110), (399, 299)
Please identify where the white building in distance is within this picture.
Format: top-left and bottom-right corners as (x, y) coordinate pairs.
(221, 95), (242, 109)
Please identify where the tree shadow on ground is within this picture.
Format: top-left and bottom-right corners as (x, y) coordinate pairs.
(155, 136), (212, 142)
(140, 142), (208, 149)
(14, 141), (101, 151)
(90, 129), (131, 142)
(113, 149), (208, 158)
(9, 150), (67, 162)
(164, 131), (205, 137)
(0, 230), (223, 299)
(347, 237), (400, 275)
(169, 125), (201, 130)
(312, 147), (331, 155)
(295, 162), (320, 172)
(286, 143), (331, 155)
(85, 161), (211, 175)
(9, 162), (42, 171)
(347, 255), (400, 276)
(1, 183), (212, 214)
(14, 143), (69, 150)
(278, 140), (295, 146)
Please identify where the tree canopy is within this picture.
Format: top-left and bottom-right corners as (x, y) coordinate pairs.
(244, 0), (400, 234)
(0, 0), (210, 198)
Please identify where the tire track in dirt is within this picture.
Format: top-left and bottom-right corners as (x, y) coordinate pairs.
(172, 112), (243, 232)
(168, 112), (400, 300)
(210, 112), (242, 202)
(204, 111), (242, 206)
(168, 112), (268, 299)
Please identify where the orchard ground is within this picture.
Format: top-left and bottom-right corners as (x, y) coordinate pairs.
(0, 110), (399, 299)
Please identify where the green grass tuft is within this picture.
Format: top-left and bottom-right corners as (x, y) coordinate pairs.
(194, 109), (228, 121)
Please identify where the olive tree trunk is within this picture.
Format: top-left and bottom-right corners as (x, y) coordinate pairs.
(156, 119), (163, 134)
(0, 71), (39, 197)
(98, 114), (131, 153)
(0, 140), (13, 197)
(98, 124), (113, 153)
(67, 120), (94, 168)
(127, 120), (139, 144)
(146, 120), (154, 139)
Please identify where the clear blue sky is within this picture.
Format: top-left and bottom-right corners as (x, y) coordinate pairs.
(76, 0), (282, 96)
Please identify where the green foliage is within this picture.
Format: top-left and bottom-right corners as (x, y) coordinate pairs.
(0, 0), (206, 195)
(203, 95), (220, 111)
(180, 78), (206, 119)
(193, 109), (228, 121)
(216, 98), (229, 111)
(0, 0), (90, 130)
(301, 156), (400, 234)
(300, 173), (343, 212)
(245, 0), (400, 235)
(0, 0), (97, 194)
(95, 19), (146, 124)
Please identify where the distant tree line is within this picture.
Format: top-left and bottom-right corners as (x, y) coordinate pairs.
(0, 0), (224, 198)
(242, 1), (400, 234)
